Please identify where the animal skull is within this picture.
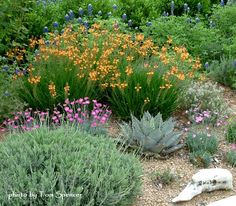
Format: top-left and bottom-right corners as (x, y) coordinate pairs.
(172, 168), (233, 203)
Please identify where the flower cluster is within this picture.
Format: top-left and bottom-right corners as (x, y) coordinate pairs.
(22, 22), (199, 95)
(185, 108), (229, 126)
(1, 98), (111, 134)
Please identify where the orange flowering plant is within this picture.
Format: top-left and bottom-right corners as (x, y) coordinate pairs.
(13, 20), (200, 118)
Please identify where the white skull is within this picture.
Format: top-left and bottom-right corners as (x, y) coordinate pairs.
(172, 168), (233, 203)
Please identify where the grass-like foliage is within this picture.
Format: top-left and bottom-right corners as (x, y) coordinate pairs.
(13, 21), (198, 119)
(0, 126), (142, 205)
(150, 168), (176, 187)
(186, 132), (218, 168)
(226, 121), (236, 143)
(226, 145), (236, 167)
(186, 132), (218, 155)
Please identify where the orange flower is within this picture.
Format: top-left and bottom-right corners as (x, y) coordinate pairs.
(135, 84), (142, 92)
(125, 66), (133, 76)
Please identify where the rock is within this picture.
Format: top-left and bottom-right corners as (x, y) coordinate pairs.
(207, 196), (236, 206)
(172, 168), (233, 203)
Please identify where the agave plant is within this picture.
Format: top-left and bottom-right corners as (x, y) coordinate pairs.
(119, 112), (183, 154)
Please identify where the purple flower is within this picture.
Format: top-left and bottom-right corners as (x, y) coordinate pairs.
(43, 26), (49, 33)
(146, 21), (152, 27)
(78, 7), (84, 16)
(68, 10), (74, 19)
(204, 62), (209, 69)
(15, 68), (20, 74)
(78, 17), (83, 24)
(220, 0), (225, 7)
(2, 65), (9, 72)
(171, 1), (174, 15)
(112, 4), (118, 10)
(84, 21), (89, 29)
(122, 13), (127, 21)
(65, 14), (70, 22)
(128, 20), (132, 27)
(4, 91), (10, 97)
(88, 4), (93, 16)
(53, 21), (59, 28)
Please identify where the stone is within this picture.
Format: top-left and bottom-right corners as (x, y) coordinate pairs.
(172, 168), (233, 203)
(207, 195), (236, 206)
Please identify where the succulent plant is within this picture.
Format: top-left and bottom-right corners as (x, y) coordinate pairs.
(119, 112), (183, 154)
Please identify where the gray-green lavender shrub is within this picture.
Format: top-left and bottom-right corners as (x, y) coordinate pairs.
(208, 57), (236, 89)
(0, 126), (142, 205)
(179, 80), (229, 124)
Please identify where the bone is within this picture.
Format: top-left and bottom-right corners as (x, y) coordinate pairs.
(207, 196), (236, 206)
(172, 168), (233, 203)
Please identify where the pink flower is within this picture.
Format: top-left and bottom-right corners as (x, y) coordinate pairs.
(184, 128), (188, 132)
(91, 122), (98, 127)
(65, 99), (70, 104)
(195, 116), (203, 123)
(231, 144), (236, 151)
(64, 107), (70, 112)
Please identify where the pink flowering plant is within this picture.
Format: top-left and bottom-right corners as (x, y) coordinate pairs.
(1, 97), (111, 135)
(185, 108), (229, 126)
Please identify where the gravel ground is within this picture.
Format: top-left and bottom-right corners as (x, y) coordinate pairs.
(131, 86), (236, 206)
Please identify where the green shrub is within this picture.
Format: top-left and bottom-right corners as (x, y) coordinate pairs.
(189, 150), (212, 168)
(0, 126), (142, 205)
(186, 132), (218, 155)
(151, 168), (175, 187)
(226, 121), (236, 143)
(211, 4), (236, 38)
(0, 69), (24, 123)
(179, 80), (229, 124)
(142, 16), (222, 63)
(226, 147), (236, 167)
(119, 111), (183, 155)
(208, 57), (236, 89)
(0, 0), (34, 55)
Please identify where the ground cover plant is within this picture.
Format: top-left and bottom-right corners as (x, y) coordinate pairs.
(0, 126), (142, 205)
(186, 132), (218, 168)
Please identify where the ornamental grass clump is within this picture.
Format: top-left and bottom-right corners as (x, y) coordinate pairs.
(0, 126), (142, 205)
(13, 21), (200, 119)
